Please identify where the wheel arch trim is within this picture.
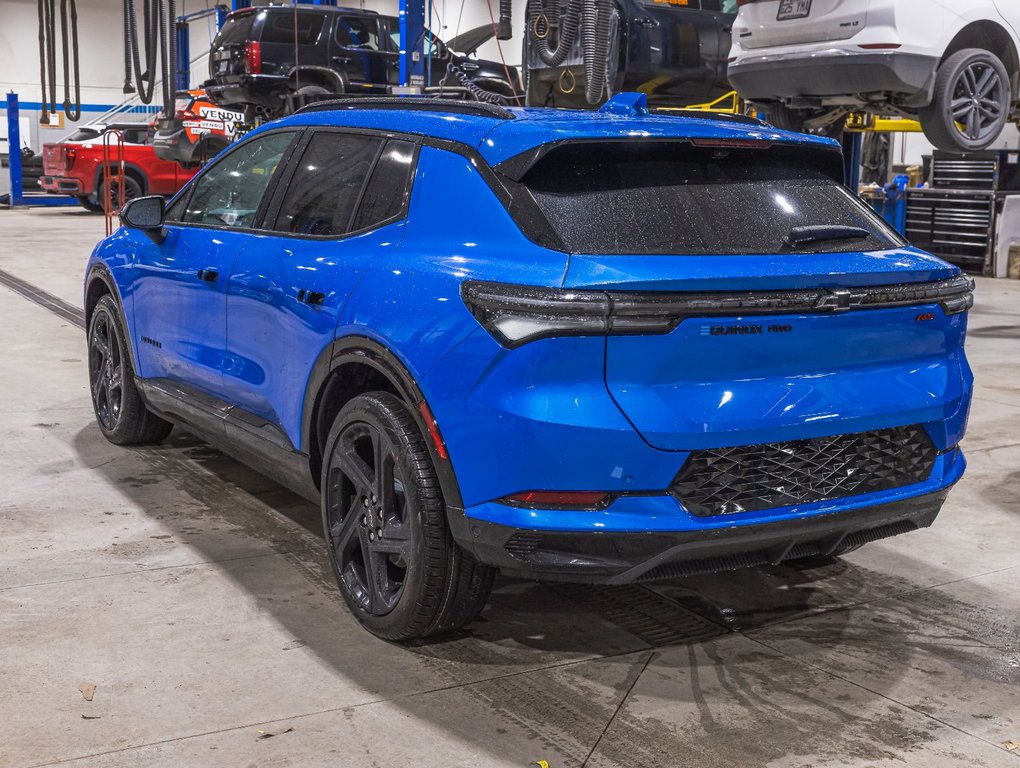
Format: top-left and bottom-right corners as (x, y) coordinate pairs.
(302, 334), (464, 509)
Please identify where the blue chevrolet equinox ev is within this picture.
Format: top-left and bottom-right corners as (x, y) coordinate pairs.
(85, 94), (974, 640)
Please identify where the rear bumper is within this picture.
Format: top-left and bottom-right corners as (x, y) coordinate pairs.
(729, 50), (938, 105)
(205, 76), (290, 109)
(39, 175), (82, 194)
(450, 484), (956, 584)
(152, 127), (192, 164)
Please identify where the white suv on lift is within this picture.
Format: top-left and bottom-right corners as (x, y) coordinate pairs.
(727, 0), (1020, 152)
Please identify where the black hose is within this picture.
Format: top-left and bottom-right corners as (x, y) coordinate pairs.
(123, 0), (134, 93)
(445, 61), (505, 104)
(38, 0), (49, 120)
(166, 0), (176, 108)
(44, 0), (58, 115)
(529, 0), (583, 68)
(583, 0), (612, 105)
(124, 0), (160, 104)
(497, 0), (512, 40)
(60, 0), (81, 121)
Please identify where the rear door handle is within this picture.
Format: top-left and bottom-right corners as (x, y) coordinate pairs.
(197, 268), (219, 282)
(297, 289), (325, 306)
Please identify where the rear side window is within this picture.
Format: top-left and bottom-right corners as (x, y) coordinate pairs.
(272, 133), (382, 236)
(352, 139), (416, 231)
(261, 11), (325, 45)
(215, 13), (256, 46)
(336, 16), (382, 50)
(515, 141), (903, 255)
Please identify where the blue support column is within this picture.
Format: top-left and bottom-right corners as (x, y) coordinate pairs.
(176, 19), (191, 92)
(4, 92), (77, 207)
(843, 132), (864, 192)
(7, 93), (24, 206)
(399, 0), (426, 91)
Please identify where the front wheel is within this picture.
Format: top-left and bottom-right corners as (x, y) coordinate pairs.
(88, 295), (173, 445)
(321, 392), (494, 641)
(920, 48), (1011, 152)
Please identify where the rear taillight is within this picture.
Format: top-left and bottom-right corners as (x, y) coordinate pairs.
(244, 41), (261, 75)
(63, 146), (76, 170)
(461, 276), (975, 349)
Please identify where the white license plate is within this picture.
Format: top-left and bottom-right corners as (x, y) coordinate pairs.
(777, 0), (812, 21)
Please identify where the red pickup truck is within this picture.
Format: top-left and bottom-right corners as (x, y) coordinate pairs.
(40, 122), (197, 212)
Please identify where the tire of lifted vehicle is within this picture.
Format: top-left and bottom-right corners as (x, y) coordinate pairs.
(920, 47), (1011, 153)
(88, 294), (174, 445)
(77, 195), (104, 213)
(321, 392), (495, 641)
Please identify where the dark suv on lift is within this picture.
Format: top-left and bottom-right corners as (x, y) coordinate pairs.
(205, 6), (523, 118)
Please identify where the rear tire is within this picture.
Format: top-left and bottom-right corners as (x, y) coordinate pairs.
(321, 392), (494, 641)
(77, 195), (104, 213)
(97, 174), (143, 212)
(88, 295), (173, 445)
(920, 48), (1011, 152)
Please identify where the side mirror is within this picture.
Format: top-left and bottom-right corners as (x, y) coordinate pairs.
(120, 195), (166, 243)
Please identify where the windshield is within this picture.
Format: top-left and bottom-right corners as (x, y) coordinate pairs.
(514, 141), (903, 255)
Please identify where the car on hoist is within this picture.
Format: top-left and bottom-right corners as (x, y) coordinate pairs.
(84, 94), (972, 641)
(203, 5), (523, 119)
(524, 0), (738, 108)
(40, 121), (197, 212)
(728, 0), (1020, 151)
(153, 90), (246, 168)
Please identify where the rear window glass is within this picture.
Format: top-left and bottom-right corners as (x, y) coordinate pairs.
(215, 13), (256, 46)
(261, 11), (325, 45)
(516, 142), (903, 255)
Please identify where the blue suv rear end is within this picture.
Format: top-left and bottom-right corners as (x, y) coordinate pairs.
(85, 95), (973, 640)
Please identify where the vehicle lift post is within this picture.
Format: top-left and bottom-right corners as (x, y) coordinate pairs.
(399, 0), (427, 91)
(3, 92), (78, 208)
(176, 5), (229, 92)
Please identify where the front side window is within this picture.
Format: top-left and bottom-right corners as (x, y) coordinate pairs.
(513, 141), (903, 255)
(183, 131), (294, 229)
(272, 132), (382, 236)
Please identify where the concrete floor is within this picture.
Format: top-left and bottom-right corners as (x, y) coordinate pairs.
(1, 206), (1018, 768)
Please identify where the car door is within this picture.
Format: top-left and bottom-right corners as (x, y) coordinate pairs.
(333, 14), (393, 91)
(698, 0), (739, 96)
(131, 130), (298, 401)
(623, 0), (719, 101)
(223, 130), (417, 448)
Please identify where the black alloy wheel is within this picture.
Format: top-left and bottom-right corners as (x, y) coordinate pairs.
(922, 48), (1011, 152)
(89, 305), (124, 432)
(321, 392), (495, 641)
(87, 295), (173, 445)
(326, 419), (412, 616)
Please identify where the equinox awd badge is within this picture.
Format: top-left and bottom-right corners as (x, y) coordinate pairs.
(701, 323), (794, 337)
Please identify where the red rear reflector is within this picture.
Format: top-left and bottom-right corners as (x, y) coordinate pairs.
(244, 41), (262, 74)
(504, 491), (610, 508)
(690, 138), (772, 149)
(64, 146), (76, 169)
(417, 401), (448, 460)
(858, 44), (902, 50)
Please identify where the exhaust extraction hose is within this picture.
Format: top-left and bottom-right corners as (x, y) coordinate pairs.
(529, 0), (583, 68)
(583, 0), (612, 104)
